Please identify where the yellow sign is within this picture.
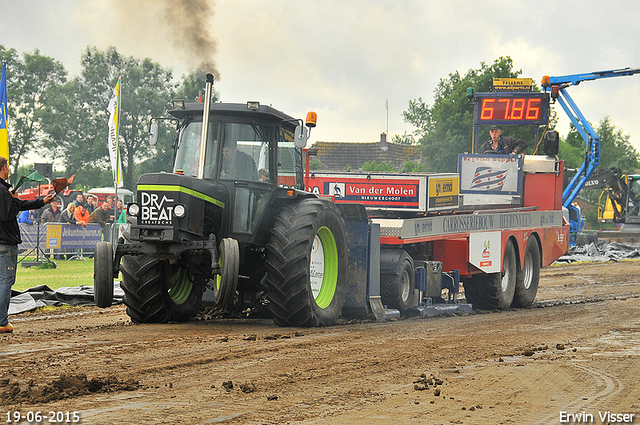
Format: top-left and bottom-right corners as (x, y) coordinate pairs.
(429, 176), (459, 209)
(493, 78), (533, 92)
(46, 224), (62, 248)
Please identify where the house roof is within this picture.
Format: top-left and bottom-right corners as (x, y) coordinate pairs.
(310, 140), (422, 171)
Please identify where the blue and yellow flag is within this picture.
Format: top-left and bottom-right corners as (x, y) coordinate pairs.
(0, 62), (8, 161)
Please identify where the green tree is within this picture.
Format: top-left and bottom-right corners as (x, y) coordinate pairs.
(309, 159), (323, 171)
(594, 116), (638, 172)
(39, 77), (111, 187)
(174, 70), (220, 103)
(563, 116), (639, 172)
(402, 161), (427, 173)
(362, 160), (396, 172)
(402, 57), (548, 172)
(557, 135), (584, 170)
(40, 46), (175, 189)
(0, 47), (67, 181)
(391, 131), (416, 145)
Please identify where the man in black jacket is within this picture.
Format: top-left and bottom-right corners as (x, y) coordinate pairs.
(0, 156), (54, 333)
(482, 124), (528, 155)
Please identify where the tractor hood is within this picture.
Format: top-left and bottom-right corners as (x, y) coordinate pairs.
(133, 172), (227, 242)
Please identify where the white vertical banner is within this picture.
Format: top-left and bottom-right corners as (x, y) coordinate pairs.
(107, 77), (123, 187)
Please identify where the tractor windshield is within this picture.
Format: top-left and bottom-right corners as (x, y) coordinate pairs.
(174, 120), (278, 182)
(220, 122), (269, 181)
(173, 121), (220, 178)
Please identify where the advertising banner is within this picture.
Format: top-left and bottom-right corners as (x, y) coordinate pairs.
(458, 154), (523, 195)
(18, 223), (102, 251)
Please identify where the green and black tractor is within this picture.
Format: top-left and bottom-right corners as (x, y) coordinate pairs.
(94, 74), (357, 327)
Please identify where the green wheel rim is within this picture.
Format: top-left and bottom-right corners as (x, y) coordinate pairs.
(166, 266), (193, 305)
(216, 253), (223, 291)
(311, 226), (339, 309)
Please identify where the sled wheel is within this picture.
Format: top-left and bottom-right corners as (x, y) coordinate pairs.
(513, 237), (541, 308)
(212, 238), (239, 308)
(94, 241), (114, 308)
(380, 250), (415, 314)
(265, 199), (348, 327)
(463, 239), (517, 310)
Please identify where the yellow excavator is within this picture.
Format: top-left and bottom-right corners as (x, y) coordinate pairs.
(584, 168), (640, 228)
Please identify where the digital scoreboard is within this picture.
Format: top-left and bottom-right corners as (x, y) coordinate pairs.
(474, 92), (550, 126)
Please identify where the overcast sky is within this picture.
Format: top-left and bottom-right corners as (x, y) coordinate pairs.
(2, 0), (640, 162)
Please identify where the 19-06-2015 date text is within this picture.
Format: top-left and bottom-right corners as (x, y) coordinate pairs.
(5, 411), (80, 423)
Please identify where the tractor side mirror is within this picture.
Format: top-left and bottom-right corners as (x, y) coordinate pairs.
(294, 111), (317, 148)
(294, 125), (308, 149)
(149, 122), (159, 146)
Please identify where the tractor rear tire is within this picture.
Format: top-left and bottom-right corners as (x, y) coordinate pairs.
(94, 241), (114, 308)
(265, 198), (348, 327)
(512, 237), (541, 308)
(120, 255), (204, 323)
(463, 239), (517, 310)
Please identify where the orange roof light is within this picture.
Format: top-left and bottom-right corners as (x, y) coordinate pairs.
(305, 111), (317, 128)
(541, 75), (551, 88)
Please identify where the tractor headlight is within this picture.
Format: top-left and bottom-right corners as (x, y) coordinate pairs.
(128, 203), (140, 217)
(173, 204), (186, 218)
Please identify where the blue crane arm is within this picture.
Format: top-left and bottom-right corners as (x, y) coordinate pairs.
(543, 67), (639, 243)
(544, 67), (640, 208)
(549, 67), (640, 86)
(554, 88), (600, 209)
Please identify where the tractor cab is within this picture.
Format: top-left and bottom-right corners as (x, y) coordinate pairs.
(170, 104), (305, 189)
(155, 101), (310, 241)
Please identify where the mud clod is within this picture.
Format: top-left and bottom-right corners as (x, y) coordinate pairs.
(0, 374), (140, 404)
(240, 382), (257, 393)
(414, 373), (443, 392)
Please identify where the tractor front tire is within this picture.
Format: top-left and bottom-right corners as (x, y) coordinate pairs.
(94, 241), (114, 308)
(265, 199), (348, 327)
(212, 238), (239, 309)
(164, 262), (205, 322)
(120, 255), (204, 323)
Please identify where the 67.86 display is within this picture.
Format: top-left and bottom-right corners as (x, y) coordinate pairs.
(479, 97), (541, 121)
(475, 93), (549, 125)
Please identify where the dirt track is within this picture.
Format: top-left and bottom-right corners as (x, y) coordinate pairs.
(2, 260), (640, 424)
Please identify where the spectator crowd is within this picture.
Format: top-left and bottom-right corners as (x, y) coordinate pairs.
(20, 193), (127, 241)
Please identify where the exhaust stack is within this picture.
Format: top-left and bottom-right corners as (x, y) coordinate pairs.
(197, 73), (215, 179)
